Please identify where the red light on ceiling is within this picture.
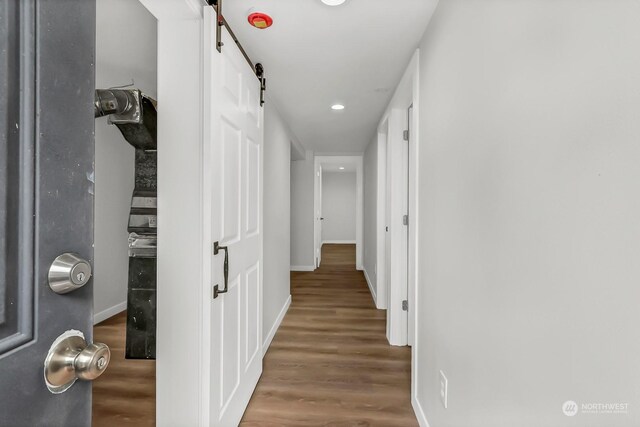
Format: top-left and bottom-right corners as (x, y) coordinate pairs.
(247, 12), (273, 29)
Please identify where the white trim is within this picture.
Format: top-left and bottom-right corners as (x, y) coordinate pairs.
(139, 2), (208, 425)
(290, 265), (315, 272)
(322, 240), (356, 245)
(93, 301), (126, 325)
(139, 0), (201, 20)
(363, 268), (377, 306)
(407, 50), (420, 349)
(376, 127), (388, 310)
(262, 295), (291, 356)
(355, 156), (364, 271)
(412, 395), (431, 427)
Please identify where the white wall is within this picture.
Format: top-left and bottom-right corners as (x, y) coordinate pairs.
(363, 137), (378, 300)
(322, 172), (357, 243)
(263, 101), (294, 350)
(290, 151), (315, 269)
(414, 1), (640, 426)
(94, 0), (157, 323)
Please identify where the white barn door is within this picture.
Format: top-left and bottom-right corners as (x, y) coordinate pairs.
(204, 9), (264, 426)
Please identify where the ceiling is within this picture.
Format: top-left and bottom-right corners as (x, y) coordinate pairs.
(223, 0), (437, 153)
(322, 163), (357, 173)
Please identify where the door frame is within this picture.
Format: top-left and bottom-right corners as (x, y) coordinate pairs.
(375, 126), (388, 311)
(376, 50), (419, 349)
(137, 1), (227, 426)
(313, 155), (364, 271)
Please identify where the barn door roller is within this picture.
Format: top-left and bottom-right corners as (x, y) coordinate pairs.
(206, 0), (266, 106)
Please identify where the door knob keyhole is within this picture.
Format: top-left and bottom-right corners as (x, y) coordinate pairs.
(44, 330), (111, 394)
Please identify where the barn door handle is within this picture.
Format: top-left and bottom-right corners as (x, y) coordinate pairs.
(213, 242), (229, 299)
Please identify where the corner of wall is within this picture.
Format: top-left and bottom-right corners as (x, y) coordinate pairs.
(94, 301), (127, 325)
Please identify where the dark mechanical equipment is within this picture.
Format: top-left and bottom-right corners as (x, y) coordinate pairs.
(95, 89), (157, 359)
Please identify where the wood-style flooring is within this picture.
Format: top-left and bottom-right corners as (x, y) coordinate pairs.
(92, 244), (415, 426)
(92, 312), (155, 427)
(241, 244), (416, 426)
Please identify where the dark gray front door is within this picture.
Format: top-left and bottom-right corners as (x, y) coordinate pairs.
(0, 0), (96, 425)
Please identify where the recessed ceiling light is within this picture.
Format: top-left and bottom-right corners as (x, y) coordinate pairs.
(321, 0), (347, 6)
(331, 104), (345, 111)
(339, 167), (345, 170)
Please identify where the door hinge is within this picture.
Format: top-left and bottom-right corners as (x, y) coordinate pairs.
(403, 130), (409, 141)
(403, 215), (409, 226)
(402, 300), (408, 311)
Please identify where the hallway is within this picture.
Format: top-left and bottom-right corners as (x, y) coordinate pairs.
(241, 244), (416, 426)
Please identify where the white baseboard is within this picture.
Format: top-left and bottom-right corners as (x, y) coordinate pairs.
(94, 300), (127, 325)
(263, 295), (291, 356)
(322, 240), (356, 245)
(363, 268), (377, 306)
(412, 395), (431, 427)
(290, 265), (315, 271)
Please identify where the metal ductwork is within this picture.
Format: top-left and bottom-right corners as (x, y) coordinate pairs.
(95, 89), (157, 360)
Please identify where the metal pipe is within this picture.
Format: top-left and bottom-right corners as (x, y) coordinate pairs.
(94, 89), (138, 118)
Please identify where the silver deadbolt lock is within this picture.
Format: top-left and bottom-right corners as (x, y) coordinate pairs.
(48, 253), (92, 294)
(44, 330), (111, 393)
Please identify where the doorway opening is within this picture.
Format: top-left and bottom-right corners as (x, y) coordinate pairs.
(92, 0), (158, 425)
(314, 156), (364, 271)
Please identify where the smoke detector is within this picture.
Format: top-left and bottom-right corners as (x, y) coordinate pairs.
(247, 10), (273, 29)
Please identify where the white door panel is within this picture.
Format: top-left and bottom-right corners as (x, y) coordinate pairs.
(205, 8), (264, 426)
(315, 166), (323, 267)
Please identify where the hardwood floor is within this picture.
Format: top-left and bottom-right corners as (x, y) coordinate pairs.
(241, 244), (416, 426)
(92, 312), (155, 427)
(92, 244), (415, 426)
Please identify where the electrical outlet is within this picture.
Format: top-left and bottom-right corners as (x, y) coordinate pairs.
(440, 370), (448, 409)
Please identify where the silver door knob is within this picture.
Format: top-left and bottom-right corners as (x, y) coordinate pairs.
(48, 253), (92, 294)
(44, 330), (111, 394)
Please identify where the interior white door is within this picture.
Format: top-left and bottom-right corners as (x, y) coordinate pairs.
(205, 10), (264, 426)
(317, 165), (323, 267)
(385, 109), (409, 346)
(406, 104), (414, 347)
(385, 137), (392, 335)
